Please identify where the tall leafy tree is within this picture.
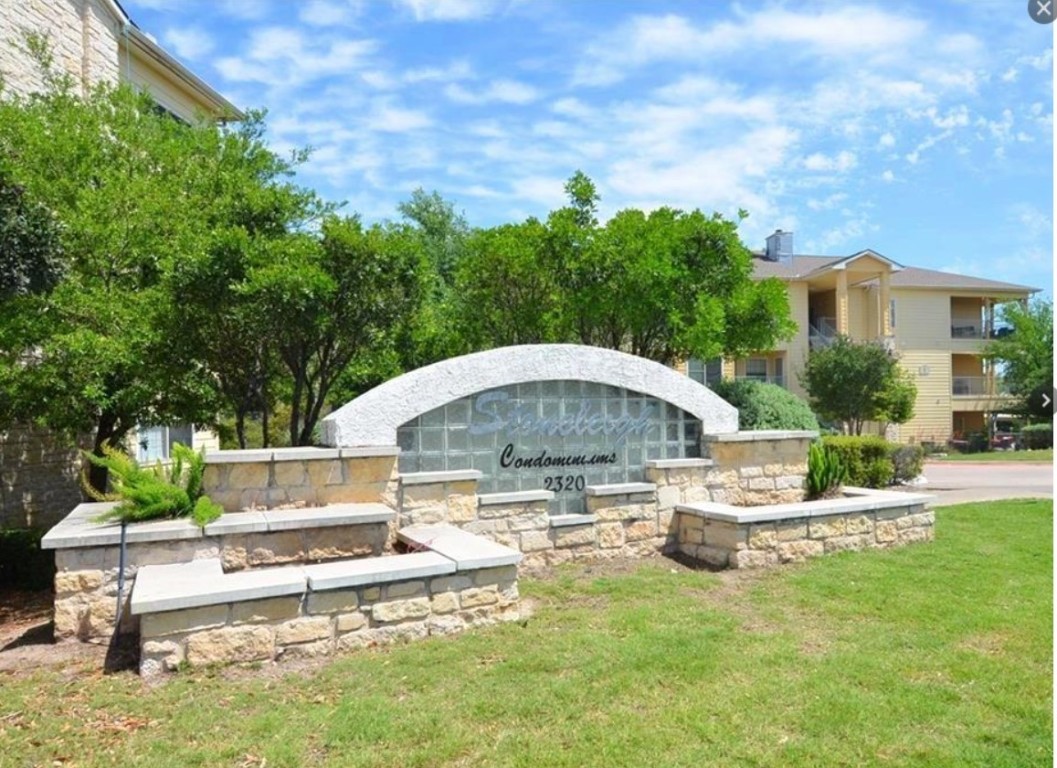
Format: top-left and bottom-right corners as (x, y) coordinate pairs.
(246, 216), (425, 445)
(800, 336), (916, 435)
(0, 73), (321, 487)
(453, 219), (561, 348)
(0, 170), (64, 298)
(985, 299), (1053, 421)
(451, 171), (796, 365)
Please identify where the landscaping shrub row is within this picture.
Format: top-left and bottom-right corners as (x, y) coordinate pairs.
(1020, 423), (1053, 450)
(709, 379), (820, 431)
(821, 436), (924, 488)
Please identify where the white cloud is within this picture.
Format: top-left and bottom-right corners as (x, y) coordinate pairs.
(403, 60), (473, 84)
(370, 101), (433, 132)
(881, 170), (895, 182)
(219, 0), (269, 20)
(1001, 67), (1018, 82)
(807, 193), (848, 211)
(163, 27), (214, 60)
(878, 132), (896, 148)
(216, 27), (377, 86)
(445, 79), (539, 105)
(904, 130), (952, 164)
(909, 105), (970, 129)
(574, 7), (927, 85)
(392, 0), (502, 21)
(802, 150), (857, 172)
(299, 0), (363, 26)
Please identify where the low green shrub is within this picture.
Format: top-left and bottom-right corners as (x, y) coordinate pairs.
(1021, 423), (1053, 450)
(805, 442), (847, 500)
(889, 444), (925, 483)
(709, 380), (819, 431)
(0, 528), (53, 590)
(83, 443), (222, 527)
(966, 431), (990, 453)
(821, 435), (891, 487)
(862, 457), (895, 488)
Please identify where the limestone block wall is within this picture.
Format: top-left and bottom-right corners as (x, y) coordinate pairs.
(202, 448), (400, 511)
(676, 495), (935, 570)
(47, 504), (390, 642)
(0, 423), (83, 529)
(1, 0), (121, 99)
(701, 431), (813, 506)
(389, 433), (818, 569)
(139, 565), (519, 676)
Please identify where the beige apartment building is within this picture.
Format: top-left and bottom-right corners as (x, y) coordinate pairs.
(1, 0), (241, 527)
(690, 230), (1038, 445)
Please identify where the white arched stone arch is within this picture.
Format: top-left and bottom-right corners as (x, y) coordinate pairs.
(322, 344), (738, 447)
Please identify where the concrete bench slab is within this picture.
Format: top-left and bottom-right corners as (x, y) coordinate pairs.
(304, 551), (454, 591)
(399, 525), (522, 570)
(677, 487), (935, 525)
(131, 558), (306, 615)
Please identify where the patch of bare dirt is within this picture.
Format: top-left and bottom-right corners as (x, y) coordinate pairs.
(0, 588), (115, 677)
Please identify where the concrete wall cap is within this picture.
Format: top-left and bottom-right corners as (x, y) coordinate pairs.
(322, 344), (738, 446)
(400, 470), (482, 486)
(644, 458), (714, 469)
(585, 482), (656, 497)
(549, 513), (598, 528)
(701, 430), (819, 443)
(676, 487), (935, 524)
(477, 489), (555, 506)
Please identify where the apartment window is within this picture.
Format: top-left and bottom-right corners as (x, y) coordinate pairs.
(745, 358), (768, 381)
(889, 299), (897, 329)
(687, 358), (723, 386)
(137, 424), (194, 462)
(773, 357), (785, 387)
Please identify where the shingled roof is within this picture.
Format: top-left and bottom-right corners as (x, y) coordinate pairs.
(751, 254), (1038, 294)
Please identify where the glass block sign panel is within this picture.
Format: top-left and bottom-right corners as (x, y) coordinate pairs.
(397, 380), (701, 515)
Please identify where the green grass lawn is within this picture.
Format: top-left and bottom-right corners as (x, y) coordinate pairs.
(1, 500), (1051, 767)
(934, 449), (1053, 463)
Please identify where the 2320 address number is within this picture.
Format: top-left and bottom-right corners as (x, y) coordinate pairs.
(542, 475), (586, 492)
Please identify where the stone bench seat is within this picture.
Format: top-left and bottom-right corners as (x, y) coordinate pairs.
(399, 524), (523, 570)
(131, 528), (523, 614)
(677, 486), (935, 525)
(130, 559), (307, 615)
(41, 502), (396, 549)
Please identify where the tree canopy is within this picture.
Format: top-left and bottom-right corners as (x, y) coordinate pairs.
(799, 336), (917, 435)
(451, 172), (796, 365)
(985, 299), (1053, 422)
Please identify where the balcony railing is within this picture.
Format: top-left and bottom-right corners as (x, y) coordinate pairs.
(951, 376), (1011, 396)
(951, 324), (984, 339)
(734, 375), (786, 388)
(808, 317), (838, 349)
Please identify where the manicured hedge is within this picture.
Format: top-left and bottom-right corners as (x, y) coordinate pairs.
(820, 435), (924, 488)
(1021, 423), (1053, 450)
(709, 379), (819, 432)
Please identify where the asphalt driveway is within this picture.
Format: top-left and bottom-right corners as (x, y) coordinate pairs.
(916, 461), (1053, 507)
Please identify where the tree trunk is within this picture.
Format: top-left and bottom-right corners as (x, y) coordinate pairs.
(235, 409), (247, 450)
(87, 411), (122, 497)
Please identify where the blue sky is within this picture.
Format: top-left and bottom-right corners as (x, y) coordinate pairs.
(126, 0), (1053, 294)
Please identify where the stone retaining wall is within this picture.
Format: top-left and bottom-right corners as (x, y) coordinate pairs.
(48, 504), (390, 643)
(201, 448), (400, 511)
(139, 565), (519, 676)
(675, 491), (935, 570)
